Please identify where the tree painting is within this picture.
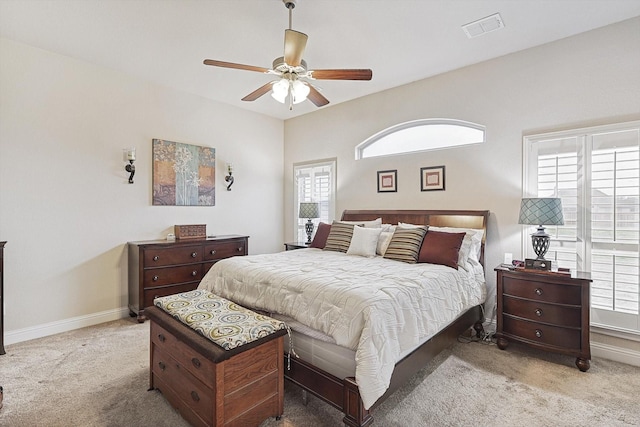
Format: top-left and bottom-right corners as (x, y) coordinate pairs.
(152, 139), (215, 206)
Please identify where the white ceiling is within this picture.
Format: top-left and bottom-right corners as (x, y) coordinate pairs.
(2, 0), (639, 120)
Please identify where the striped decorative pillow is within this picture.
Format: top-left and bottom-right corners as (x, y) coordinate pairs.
(323, 221), (357, 253)
(383, 226), (428, 263)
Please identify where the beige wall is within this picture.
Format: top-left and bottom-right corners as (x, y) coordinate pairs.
(283, 17), (640, 319)
(0, 38), (284, 337)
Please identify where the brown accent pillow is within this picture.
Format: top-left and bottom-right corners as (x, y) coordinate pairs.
(418, 230), (466, 269)
(310, 222), (331, 249)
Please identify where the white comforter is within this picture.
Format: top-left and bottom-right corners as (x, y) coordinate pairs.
(198, 248), (486, 409)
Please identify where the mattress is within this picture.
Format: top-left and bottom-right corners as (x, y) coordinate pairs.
(198, 248), (486, 408)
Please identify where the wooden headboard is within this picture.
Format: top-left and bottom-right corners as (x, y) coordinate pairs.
(341, 209), (490, 266)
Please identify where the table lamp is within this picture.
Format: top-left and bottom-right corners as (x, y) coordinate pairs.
(518, 197), (564, 260)
(299, 202), (320, 244)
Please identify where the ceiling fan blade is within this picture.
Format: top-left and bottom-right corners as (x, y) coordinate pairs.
(307, 85), (330, 107)
(241, 82), (274, 102)
(311, 69), (373, 80)
(284, 29), (308, 67)
(203, 59), (270, 74)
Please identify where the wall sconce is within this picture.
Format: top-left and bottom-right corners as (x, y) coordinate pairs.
(123, 148), (136, 184)
(225, 163), (234, 191)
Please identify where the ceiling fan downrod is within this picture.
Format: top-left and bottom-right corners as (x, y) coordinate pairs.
(283, 0), (297, 29)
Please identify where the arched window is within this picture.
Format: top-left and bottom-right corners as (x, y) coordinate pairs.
(355, 119), (485, 159)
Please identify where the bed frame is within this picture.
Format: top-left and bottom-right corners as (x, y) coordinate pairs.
(283, 209), (490, 427)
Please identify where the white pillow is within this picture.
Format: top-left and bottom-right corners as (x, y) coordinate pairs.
(398, 222), (423, 229)
(347, 226), (383, 257)
(341, 218), (383, 228)
(381, 223), (396, 233)
(376, 231), (394, 256)
(428, 226), (485, 263)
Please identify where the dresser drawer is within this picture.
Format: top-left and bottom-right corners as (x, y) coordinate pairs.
(151, 320), (217, 387)
(152, 345), (214, 426)
(204, 239), (247, 261)
(503, 316), (581, 350)
(144, 282), (199, 308)
(144, 246), (203, 267)
(503, 296), (581, 328)
(143, 265), (203, 288)
(502, 276), (581, 305)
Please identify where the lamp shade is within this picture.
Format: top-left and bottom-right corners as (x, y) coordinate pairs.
(518, 198), (564, 226)
(299, 202), (320, 219)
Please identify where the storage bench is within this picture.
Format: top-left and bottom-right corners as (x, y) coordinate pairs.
(146, 291), (287, 427)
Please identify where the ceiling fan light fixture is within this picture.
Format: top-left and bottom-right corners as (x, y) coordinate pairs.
(291, 80), (310, 104)
(271, 79), (289, 103)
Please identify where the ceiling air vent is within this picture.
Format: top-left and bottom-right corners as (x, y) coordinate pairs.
(462, 13), (504, 38)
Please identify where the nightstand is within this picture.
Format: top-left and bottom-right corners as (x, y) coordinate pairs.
(495, 266), (592, 371)
(284, 242), (310, 251)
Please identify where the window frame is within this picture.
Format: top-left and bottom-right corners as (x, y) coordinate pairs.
(523, 120), (640, 336)
(293, 158), (336, 242)
(355, 118), (485, 160)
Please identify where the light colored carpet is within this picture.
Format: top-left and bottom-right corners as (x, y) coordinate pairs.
(0, 318), (638, 426)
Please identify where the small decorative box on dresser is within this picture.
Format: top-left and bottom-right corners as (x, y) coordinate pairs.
(495, 266), (592, 371)
(128, 235), (248, 322)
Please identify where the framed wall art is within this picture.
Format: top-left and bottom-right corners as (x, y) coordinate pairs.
(152, 139), (216, 206)
(377, 170), (397, 193)
(420, 166), (445, 192)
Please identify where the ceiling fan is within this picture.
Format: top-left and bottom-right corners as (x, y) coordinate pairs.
(203, 0), (373, 110)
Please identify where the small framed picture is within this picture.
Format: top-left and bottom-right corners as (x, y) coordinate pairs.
(420, 166), (445, 191)
(377, 170), (397, 193)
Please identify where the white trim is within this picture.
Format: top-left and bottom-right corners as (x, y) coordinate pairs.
(591, 323), (640, 342)
(591, 341), (640, 367)
(4, 306), (130, 346)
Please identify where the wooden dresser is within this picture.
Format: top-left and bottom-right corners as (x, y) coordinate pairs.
(128, 235), (248, 322)
(495, 266), (592, 371)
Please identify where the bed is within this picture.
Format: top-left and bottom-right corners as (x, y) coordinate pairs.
(198, 209), (489, 426)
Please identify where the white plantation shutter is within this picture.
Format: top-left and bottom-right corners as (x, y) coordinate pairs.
(294, 160), (336, 242)
(525, 122), (640, 333)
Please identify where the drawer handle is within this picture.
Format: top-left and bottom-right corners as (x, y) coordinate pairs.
(535, 308), (543, 317)
(191, 391), (200, 402)
(191, 270), (198, 276)
(191, 252), (197, 258)
(158, 361), (166, 371)
(153, 255), (159, 261)
(192, 358), (201, 368)
(210, 249), (216, 255)
(535, 329), (543, 338)
(237, 247), (243, 252)
(158, 334), (166, 342)
(152, 275), (159, 282)
(534, 288), (543, 296)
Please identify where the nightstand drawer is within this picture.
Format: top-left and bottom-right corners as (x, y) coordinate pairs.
(503, 296), (581, 328)
(143, 246), (203, 267)
(503, 276), (581, 305)
(143, 264), (203, 288)
(503, 316), (581, 350)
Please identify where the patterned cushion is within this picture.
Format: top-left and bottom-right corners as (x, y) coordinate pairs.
(383, 226), (428, 264)
(154, 290), (285, 350)
(323, 221), (357, 253)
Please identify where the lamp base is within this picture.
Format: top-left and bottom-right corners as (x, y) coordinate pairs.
(531, 226), (550, 260)
(305, 219), (314, 244)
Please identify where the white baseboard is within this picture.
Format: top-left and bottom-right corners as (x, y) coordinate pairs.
(591, 341), (640, 367)
(4, 307), (130, 346)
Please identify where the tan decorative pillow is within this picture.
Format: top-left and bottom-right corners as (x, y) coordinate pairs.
(323, 221), (357, 253)
(383, 226), (428, 263)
